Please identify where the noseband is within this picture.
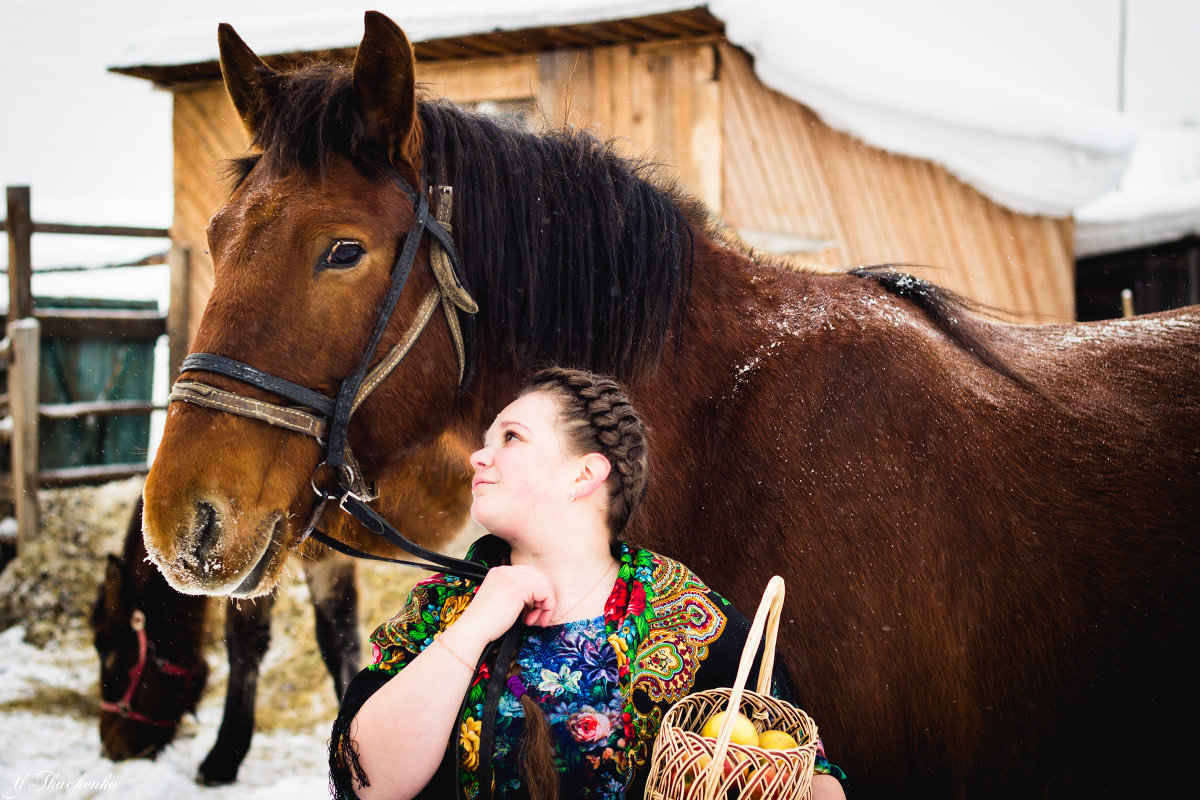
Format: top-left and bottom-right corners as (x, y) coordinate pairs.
(100, 609), (200, 728)
(168, 179), (488, 581)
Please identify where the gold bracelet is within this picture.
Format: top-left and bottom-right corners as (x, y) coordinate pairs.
(434, 635), (475, 672)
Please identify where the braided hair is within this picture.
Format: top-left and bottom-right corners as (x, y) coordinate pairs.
(505, 368), (649, 800)
(521, 367), (651, 536)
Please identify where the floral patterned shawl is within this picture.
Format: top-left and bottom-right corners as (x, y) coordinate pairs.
(329, 536), (842, 799)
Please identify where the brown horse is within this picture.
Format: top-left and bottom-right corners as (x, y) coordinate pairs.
(142, 12), (1200, 798)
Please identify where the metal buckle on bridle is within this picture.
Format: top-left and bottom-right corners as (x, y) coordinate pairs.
(337, 489), (366, 515)
(297, 459), (364, 550)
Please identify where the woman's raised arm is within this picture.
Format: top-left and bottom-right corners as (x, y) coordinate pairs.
(350, 565), (555, 800)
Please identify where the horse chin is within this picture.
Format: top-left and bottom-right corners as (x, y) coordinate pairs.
(228, 515), (288, 598)
(143, 497), (289, 597)
(99, 715), (176, 761)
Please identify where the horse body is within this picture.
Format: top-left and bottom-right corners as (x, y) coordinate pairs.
(142, 13), (1200, 797)
(614, 243), (1200, 793)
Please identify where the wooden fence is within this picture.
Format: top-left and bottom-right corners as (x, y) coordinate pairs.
(1, 185), (187, 552)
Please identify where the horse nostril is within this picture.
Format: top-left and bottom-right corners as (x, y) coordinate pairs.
(193, 501), (220, 564)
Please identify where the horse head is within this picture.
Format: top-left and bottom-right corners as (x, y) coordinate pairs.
(143, 12), (468, 596)
(92, 500), (209, 759)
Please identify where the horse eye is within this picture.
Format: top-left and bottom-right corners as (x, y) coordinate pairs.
(321, 240), (365, 269)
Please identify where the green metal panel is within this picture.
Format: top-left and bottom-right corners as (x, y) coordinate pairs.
(35, 297), (158, 470)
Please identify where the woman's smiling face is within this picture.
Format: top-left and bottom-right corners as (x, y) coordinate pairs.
(469, 390), (577, 537)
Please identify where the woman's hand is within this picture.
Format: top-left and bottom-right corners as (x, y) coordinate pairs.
(454, 565), (557, 642)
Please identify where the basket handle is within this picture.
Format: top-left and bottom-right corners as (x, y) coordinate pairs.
(703, 575), (786, 791)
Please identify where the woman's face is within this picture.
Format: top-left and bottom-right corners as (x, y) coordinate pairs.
(469, 391), (578, 537)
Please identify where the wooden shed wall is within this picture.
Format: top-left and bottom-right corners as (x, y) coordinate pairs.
(718, 46), (1075, 322)
(170, 38), (1076, 346)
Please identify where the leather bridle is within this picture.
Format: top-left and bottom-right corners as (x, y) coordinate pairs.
(168, 180), (488, 581)
(99, 609), (200, 728)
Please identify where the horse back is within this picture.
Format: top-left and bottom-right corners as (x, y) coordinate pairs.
(642, 264), (1200, 797)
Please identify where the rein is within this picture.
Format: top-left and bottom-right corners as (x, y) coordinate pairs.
(168, 180), (487, 582)
(99, 609), (200, 728)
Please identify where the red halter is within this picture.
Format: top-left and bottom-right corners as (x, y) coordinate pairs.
(99, 609), (200, 728)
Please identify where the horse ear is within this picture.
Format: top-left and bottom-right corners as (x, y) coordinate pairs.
(353, 11), (420, 171)
(105, 553), (124, 591)
(218, 22), (276, 137)
(94, 554), (125, 627)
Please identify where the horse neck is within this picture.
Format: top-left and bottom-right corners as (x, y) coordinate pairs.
(443, 222), (795, 446)
(627, 234), (837, 554)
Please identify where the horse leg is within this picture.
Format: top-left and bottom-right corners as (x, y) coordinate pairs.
(196, 594), (274, 786)
(303, 552), (361, 698)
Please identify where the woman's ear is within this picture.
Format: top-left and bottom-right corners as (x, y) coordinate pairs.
(572, 453), (612, 500)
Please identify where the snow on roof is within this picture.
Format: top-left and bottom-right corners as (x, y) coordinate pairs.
(1075, 126), (1200, 257)
(111, 1), (689, 69)
(710, 0), (1135, 219)
(114, 1), (1145, 228)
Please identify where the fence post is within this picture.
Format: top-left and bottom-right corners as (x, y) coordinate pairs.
(167, 244), (191, 377)
(9, 318), (41, 549)
(6, 186), (34, 325)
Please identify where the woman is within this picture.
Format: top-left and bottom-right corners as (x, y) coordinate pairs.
(330, 368), (846, 799)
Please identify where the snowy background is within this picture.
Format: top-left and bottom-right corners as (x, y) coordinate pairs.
(2, 1), (1199, 798)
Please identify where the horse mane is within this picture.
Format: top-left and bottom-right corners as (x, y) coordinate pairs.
(226, 60), (694, 381)
(417, 100), (694, 380)
(850, 265), (1040, 394)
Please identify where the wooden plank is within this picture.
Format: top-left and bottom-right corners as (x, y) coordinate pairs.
(651, 50), (677, 166)
(608, 46), (635, 159)
(538, 27), (602, 48)
(167, 245), (191, 377)
(8, 318), (39, 548)
(720, 47), (846, 264)
(418, 54), (538, 104)
(627, 47), (655, 158)
(0, 463), (151, 499)
(589, 45), (616, 138)
(34, 308), (166, 340)
(173, 86), (243, 342)
(38, 400), (164, 420)
(6, 186), (34, 324)
(538, 49), (591, 129)
(716, 43), (1077, 314)
(34, 463), (151, 489)
(30, 222), (169, 238)
(689, 44), (722, 212)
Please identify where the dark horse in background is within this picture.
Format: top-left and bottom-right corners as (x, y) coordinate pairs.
(140, 12), (1200, 798)
(93, 439), (471, 784)
(91, 495), (359, 784)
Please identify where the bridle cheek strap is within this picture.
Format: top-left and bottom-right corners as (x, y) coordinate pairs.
(170, 380), (327, 439)
(99, 609), (199, 728)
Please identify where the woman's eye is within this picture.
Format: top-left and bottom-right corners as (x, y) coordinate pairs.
(503, 430), (518, 442)
(320, 240), (365, 269)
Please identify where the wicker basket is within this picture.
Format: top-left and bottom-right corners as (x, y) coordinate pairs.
(644, 576), (819, 800)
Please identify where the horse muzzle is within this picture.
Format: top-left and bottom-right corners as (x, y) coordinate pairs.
(143, 495), (288, 598)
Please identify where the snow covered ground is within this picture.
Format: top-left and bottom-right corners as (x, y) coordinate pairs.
(0, 626), (331, 800)
(0, 478), (449, 800)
